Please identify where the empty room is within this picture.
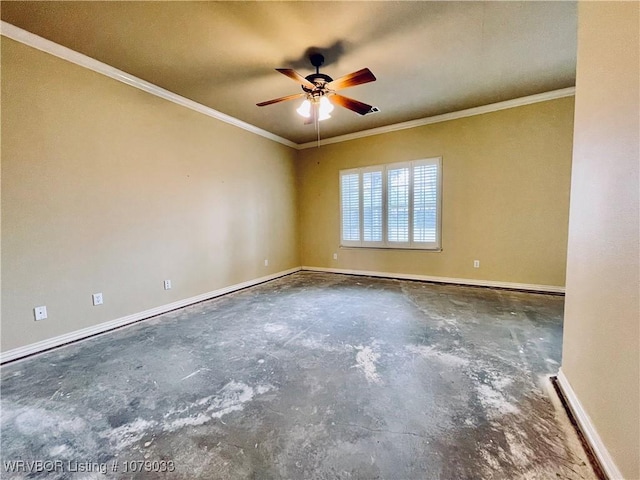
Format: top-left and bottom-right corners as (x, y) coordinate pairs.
(1, 2), (638, 479)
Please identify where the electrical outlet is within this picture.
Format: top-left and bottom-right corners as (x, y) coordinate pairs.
(264, 259), (269, 267)
(473, 260), (480, 268)
(92, 293), (103, 306)
(34, 306), (47, 321)
(164, 280), (172, 290)
(333, 253), (338, 260)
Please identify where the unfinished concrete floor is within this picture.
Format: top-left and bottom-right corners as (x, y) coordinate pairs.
(1, 272), (595, 479)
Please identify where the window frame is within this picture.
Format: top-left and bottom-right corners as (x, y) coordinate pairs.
(339, 157), (442, 251)
(339, 167), (362, 247)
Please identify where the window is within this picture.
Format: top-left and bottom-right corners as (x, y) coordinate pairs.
(340, 158), (441, 250)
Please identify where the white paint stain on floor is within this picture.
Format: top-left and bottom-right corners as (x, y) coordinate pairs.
(13, 407), (87, 436)
(263, 323), (291, 335)
(405, 344), (470, 368)
(476, 383), (521, 416)
(353, 345), (382, 384)
(105, 380), (274, 451)
(106, 418), (155, 451)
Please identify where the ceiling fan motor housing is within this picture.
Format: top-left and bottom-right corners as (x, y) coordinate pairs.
(302, 73), (333, 94)
(302, 53), (333, 95)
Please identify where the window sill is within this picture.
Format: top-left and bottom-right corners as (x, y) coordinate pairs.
(339, 245), (442, 252)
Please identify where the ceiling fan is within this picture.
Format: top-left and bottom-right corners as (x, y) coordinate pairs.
(257, 53), (377, 124)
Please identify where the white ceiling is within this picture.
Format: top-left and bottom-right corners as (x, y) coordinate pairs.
(1, 1), (577, 144)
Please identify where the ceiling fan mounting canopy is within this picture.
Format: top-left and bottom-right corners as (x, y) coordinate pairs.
(309, 53), (325, 69)
(257, 51), (378, 120)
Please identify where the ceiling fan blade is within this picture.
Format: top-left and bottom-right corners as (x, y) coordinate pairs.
(276, 68), (316, 89)
(326, 68), (376, 90)
(256, 92), (306, 107)
(331, 94), (374, 115)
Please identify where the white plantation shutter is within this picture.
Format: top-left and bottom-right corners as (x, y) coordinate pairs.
(340, 158), (441, 249)
(362, 169), (383, 242)
(387, 165), (410, 243)
(413, 160), (439, 245)
(340, 171), (360, 244)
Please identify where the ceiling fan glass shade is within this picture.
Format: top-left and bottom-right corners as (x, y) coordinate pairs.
(297, 96), (333, 121)
(318, 111), (331, 121)
(319, 96), (334, 116)
(318, 98), (332, 121)
(296, 99), (312, 118)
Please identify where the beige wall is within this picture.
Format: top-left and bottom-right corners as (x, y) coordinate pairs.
(297, 98), (575, 287)
(3, 7), (637, 474)
(561, 2), (640, 478)
(1, 38), (299, 352)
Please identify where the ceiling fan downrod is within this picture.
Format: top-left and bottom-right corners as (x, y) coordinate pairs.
(303, 54), (333, 93)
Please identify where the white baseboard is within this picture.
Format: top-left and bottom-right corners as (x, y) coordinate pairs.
(301, 266), (565, 294)
(0, 266), (562, 364)
(0, 267), (301, 364)
(556, 368), (624, 480)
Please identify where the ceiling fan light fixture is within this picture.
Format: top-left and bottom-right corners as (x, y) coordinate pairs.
(296, 99), (312, 118)
(258, 54), (376, 128)
(319, 95), (334, 117)
(318, 111), (331, 121)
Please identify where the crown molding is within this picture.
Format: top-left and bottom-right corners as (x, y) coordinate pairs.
(2, 21), (575, 151)
(0, 21), (298, 149)
(297, 87), (576, 149)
